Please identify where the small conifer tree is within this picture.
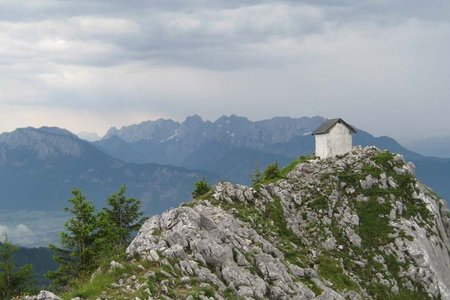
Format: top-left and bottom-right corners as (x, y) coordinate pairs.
(192, 178), (211, 198)
(100, 186), (146, 249)
(47, 188), (98, 287)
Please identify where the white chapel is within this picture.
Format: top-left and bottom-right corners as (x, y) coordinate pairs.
(312, 118), (357, 159)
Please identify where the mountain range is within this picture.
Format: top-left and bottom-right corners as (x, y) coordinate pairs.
(1, 115), (449, 220)
(95, 115), (323, 183)
(96, 115), (450, 203)
(0, 127), (210, 214)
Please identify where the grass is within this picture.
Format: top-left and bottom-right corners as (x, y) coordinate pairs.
(403, 199), (433, 227)
(367, 283), (430, 300)
(61, 268), (125, 300)
(189, 285), (216, 299)
(253, 155), (313, 187)
(302, 278), (323, 296)
(362, 164), (383, 177)
(202, 149), (433, 299)
(317, 256), (359, 292)
(223, 288), (240, 300)
(308, 195), (328, 211)
(363, 186), (388, 197)
(384, 254), (402, 276)
(280, 155), (314, 177)
(265, 197), (309, 265)
(338, 166), (364, 187)
(152, 228), (162, 236)
(372, 151), (395, 169)
(355, 197), (393, 248)
(334, 150), (432, 246)
(386, 290), (430, 300)
(337, 149), (414, 196)
(61, 258), (187, 300)
(211, 194), (309, 267)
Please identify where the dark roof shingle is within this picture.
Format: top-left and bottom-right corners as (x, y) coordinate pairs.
(312, 118), (357, 135)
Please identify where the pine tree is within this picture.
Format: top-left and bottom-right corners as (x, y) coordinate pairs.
(101, 186), (145, 249)
(47, 188), (98, 287)
(192, 178), (211, 198)
(48, 186), (146, 288)
(0, 234), (34, 299)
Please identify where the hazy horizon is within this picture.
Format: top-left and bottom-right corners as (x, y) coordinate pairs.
(1, 113), (447, 144)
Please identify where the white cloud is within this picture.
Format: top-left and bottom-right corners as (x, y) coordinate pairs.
(0, 224), (33, 245)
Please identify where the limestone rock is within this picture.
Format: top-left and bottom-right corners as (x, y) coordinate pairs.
(24, 291), (62, 300)
(109, 260), (125, 272)
(121, 147), (450, 299)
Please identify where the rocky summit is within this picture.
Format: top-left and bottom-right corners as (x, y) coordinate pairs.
(30, 147), (450, 299)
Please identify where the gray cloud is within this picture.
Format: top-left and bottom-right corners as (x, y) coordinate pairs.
(0, 0), (449, 141)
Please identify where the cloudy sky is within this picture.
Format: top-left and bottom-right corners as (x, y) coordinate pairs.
(0, 0), (449, 142)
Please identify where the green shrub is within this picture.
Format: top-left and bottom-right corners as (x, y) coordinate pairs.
(192, 178), (211, 198)
(264, 162), (282, 180)
(373, 151), (395, 168)
(279, 155), (312, 177)
(61, 266), (127, 300)
(252, 155), (312, 187)
(309, 196), (328, 210)
(317, 256), (358, 291)
(355, 197), (393, 248)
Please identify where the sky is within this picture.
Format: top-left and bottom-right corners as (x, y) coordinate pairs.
(0, 0), (449, 142)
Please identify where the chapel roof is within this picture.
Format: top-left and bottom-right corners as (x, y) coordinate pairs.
(312, 118), (357, 135)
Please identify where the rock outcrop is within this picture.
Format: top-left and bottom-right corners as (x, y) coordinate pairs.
(124, 147), (450, 299)
(37, 147), (450, 299)
(22, 290), (61, 300)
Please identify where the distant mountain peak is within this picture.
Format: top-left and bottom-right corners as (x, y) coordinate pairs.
(184, 114), (204, 125)
(215, 114), (251, 125)
(0, 126), (84, 160)
(101, 115), (326, 146)
(103, 118), (180, 142)
(35, 126), (75, 137)
(77, 131), (101, 142)
(2, 126), (76, 138)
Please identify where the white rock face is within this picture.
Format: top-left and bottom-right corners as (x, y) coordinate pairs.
(127, 204), (312, 299)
